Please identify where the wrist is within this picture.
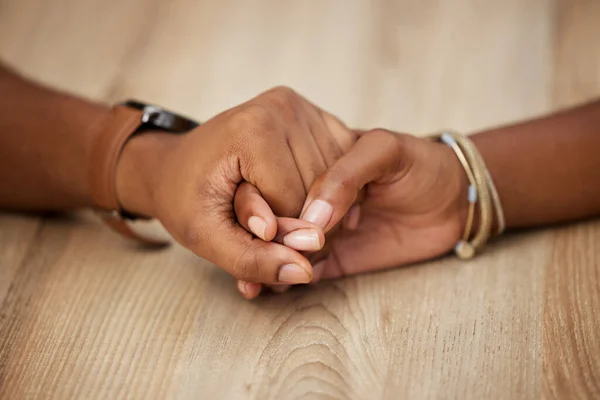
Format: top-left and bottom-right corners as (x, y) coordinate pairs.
(115, 131), (177, 218)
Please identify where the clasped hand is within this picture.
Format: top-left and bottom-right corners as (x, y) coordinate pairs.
(116, 87), (468, 299)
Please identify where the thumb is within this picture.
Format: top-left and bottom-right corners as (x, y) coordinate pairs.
(184, 211), (314, 284)
(300, 129), (412, 231)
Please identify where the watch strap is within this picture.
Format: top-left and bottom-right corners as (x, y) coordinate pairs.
(89, 105), (143, 212)
(102, 214), (171, 247)
(88, 104), (171, 246)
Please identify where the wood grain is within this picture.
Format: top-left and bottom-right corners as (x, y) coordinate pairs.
(543, 3), (600, 398)
(0, 0), (599, 399)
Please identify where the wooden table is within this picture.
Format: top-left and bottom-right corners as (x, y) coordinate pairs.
(1, 1), (599, 398)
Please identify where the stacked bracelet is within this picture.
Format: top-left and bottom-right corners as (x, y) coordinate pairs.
(437, 131), (504, 260)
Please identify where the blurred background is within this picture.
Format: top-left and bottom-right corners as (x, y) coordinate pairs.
(2, 0), (597, 138)
(1, 1), (600, 398)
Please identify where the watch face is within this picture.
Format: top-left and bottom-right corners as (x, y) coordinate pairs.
(121, 100), (199, 133)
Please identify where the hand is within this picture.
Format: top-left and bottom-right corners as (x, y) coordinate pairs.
(237, 129), (469, 298)
(115, 87), (355, 284)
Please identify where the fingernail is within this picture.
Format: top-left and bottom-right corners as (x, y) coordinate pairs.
(237, 280), (261, 299)
(301, 200), (333, 228)
(248, 216), (267, 240)
(283, 229), (322, 251)
(278, 263), (312, 284)
(237, 280), (248, 295)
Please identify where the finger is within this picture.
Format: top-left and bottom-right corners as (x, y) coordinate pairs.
(237, 281), (290, 299)
(236, 281), (292, 298)
(248, 88), (356, 217)
(272, 217), (324, 252)
(236, 107), (307, 218)
(319, 109), (357, 154)
(189, 213), (314, 284)
(300, 102), (352, 167)
(300, 129), (411, 232)
(287, 127), (327, 193)
(237, 280), (262, 299)
(270, 284), (291, 293)
(307, 251), (348, 283)
(245, 145), (307, 218)
(234, 182), (277, 241)
(266, 217), (326, 292)
(262, 87), (356, 168)
(265, 218), (329, 292)
(248, 283), (290, 295)
(234, 182), (326, 251)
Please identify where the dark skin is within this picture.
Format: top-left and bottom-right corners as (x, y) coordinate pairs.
(236, 102), (600, 297)
(0, 65), (110, 210)
(0, 64), (353, 284)
(1, 64), (599, 299)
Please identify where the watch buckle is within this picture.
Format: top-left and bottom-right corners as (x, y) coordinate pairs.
(141, 106), (161, 124)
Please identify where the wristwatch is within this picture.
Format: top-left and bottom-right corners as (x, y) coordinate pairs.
(88, 100), (199, 245)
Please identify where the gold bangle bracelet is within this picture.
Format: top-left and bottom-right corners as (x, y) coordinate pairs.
(438, 131), (496, 259)
(434, 130), (505, 259)
(463, 134), (505, 236)
(439, 134), (477, 244)
(449, 132), (493, 252)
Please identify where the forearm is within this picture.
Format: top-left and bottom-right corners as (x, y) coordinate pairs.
(472, 100), (600, 229)
(0, 64), (110, 211)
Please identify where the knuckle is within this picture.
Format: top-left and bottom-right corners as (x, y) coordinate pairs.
(323, 112), (353, 147)
(325, 165), (354, 186)
(364, 128), (412, 179)
(365, 128), (398, 145)
(366, 128), (406, 157)
(266, 85), (297, 101)
(262, 86), (299, 121)
(232, 245), (260, 281)
(228, 104), (274, 135)
(324, 164), (357, 191)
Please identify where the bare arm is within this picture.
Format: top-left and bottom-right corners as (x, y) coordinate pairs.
(0, 64), (109, 211)
(472, 100), (600, 229)
(0, 65), (365, 284)
(254, 99), (600, 289)
(2, 61), (599, 229)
